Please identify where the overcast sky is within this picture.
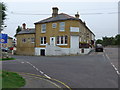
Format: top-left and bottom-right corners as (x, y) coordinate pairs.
(1, 0), (119, 39)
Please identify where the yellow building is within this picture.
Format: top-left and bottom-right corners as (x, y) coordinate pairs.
(16, 7), (95, 56)
(16, 23), (35, 55)
(34, 7), (95, 56)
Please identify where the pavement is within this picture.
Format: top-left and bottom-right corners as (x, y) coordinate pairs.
(2, 48), (119, 88)
(19, 73), (61, 88)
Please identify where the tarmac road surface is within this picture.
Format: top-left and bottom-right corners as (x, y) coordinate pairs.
(2, 49), (119, 88)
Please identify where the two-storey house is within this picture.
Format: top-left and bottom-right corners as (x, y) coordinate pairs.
(34, 7), (95, 56)
(16, 23), (35, 55)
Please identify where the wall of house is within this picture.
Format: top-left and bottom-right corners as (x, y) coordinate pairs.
(35, 19), (94, 56)
(35, 20), (80, 49)
(79, 22), (95, 44)
(16, 34), (35, 55)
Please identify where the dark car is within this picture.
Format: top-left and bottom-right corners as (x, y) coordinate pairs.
(95, 44), (103, 52)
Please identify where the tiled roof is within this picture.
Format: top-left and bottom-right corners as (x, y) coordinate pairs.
(34, 13), (79, 24)
(17, 28), (35, 35)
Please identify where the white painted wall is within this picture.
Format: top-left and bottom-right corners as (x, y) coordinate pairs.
(35, 47), (91, 56)
(80, 48), (91, 54)
(70, 36), (79, 54)
(35, 35), (91, 56)
(70, 36), (79, 49)
(46, 44), (62, 56)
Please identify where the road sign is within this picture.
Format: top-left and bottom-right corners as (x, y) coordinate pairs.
(0, 34), (8, 43)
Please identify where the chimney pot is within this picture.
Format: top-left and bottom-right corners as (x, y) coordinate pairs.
(75, 12), (80, 19)
(22, 23), (26, 30)
(52, 7), (59, 17)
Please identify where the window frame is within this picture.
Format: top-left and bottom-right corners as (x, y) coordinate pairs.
(22, 38), (26, 43)
(59, 22), (65, 31)
(52, 23), (57, 28)
(40, 37), (46, 45)
(41, 24), (46, 33)
(31, 38), (35, 43)
(56, 36), (68, 45)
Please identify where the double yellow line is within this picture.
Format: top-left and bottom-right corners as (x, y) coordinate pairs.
(16, 71), (72, 90)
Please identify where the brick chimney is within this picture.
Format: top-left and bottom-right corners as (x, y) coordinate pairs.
(22, 23), (26, 30)
(75, 12), (79, 19)
(52, 7), (59, 17)
(83, 21), (86, 26)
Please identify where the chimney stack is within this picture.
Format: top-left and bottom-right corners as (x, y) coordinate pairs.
(22, 23), (26, 30)
(52, 7), (59, 17)
(75, 12), (79, 19)
(83, 21), (86, 25)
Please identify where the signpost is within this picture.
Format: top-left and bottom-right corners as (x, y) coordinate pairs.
(0, 33), (8, 59)
(0, 33), (8, 51)
(0, 34), (8, 44)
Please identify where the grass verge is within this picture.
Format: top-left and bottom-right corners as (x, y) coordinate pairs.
(0, 58), (15, 61)
(1, 71), (25, 89)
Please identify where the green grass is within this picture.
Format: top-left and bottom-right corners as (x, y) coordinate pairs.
(0, 58), (15, 61)
(0, 70), (2, 89)
(1, 71), (25, 89)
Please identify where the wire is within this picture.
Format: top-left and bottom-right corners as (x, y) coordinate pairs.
(8, 11), (119, 16)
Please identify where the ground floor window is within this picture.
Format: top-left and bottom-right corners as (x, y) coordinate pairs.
(40, 37), (46, 45)
(57, 36), (68, 45)
(31, 38), (35, 43)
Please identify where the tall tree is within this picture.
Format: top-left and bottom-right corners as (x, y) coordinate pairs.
(115, 34), (120, 45)
(95, 39), (103, 45)
(0, 2), (7, 32)
(16, 26), (22, 34)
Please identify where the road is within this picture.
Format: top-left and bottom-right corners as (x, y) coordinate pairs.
(104, 48), (118, 69)
(2, 48), (119, 88)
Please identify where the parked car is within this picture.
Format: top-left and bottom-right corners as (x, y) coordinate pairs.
(95, 44), (103, 52)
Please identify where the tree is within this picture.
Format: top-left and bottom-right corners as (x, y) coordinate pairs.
(115, 34), (120, 45)
(102, 36), (116, 46)
(95, 39), (103, 45)
(102, 37), (109, 46)
(0, 2), (7, 32)
(16, 26), (22, 34)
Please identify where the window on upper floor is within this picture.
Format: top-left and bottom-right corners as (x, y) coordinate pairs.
(40, 37), (46, 45)
(59, 22), (65, 31)
(56, 36), (68, 45)
(41, 24), (46, 33)
(52, 23), (57, 28)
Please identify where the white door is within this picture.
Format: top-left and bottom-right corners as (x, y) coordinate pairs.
(70, 36), (79, 49)
(50, 37), (55, 46)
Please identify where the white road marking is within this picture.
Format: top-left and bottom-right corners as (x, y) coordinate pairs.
(21, 62), (24, 63)
(114, 67), (118, 71)
(44, 74), (51, 79)
(32, 66), (36, 68)
(104, 50), (120, 75)
(35, 68), (39, 71)
(39, 71), (44, 74)
(26, 61), (51, 79)
(116, 71), (120, 75)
